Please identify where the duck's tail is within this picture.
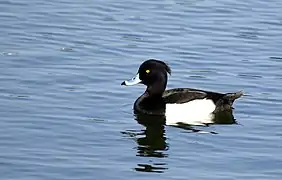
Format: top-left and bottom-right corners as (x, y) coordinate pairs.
(223, 90), (244, 102)
(215, 91), (244, 112)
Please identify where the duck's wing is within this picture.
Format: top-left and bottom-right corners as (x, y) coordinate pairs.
(163, 88), (223, 104)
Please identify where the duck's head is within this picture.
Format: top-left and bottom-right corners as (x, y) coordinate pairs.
(121, 59), (171, 95)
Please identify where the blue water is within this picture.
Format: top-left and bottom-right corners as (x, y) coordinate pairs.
(1, 0), (282, 179)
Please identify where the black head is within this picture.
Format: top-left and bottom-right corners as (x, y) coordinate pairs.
(121, 59), (171, 95)
(138, 59), (171, 86)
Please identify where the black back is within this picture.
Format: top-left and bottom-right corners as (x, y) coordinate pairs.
(163, 88), (225, 104)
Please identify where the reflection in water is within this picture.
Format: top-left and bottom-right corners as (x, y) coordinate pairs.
(122, 113), (169, 173)
(135, 163), (168, 173)
(122, 110), (237, 173)
(134, 113), (168, 158)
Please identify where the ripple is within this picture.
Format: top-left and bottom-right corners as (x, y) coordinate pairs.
(60, 47), (73, 52)
(2, 51), (19, 56)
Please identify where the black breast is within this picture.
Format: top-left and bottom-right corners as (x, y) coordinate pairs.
(134, 94), (166, 115)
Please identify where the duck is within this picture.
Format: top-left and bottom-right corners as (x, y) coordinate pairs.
(121, 59), (243, 126)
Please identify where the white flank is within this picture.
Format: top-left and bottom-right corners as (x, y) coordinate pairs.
(165, 98), (216, 126)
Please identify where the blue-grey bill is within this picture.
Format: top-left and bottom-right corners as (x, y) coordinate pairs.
(121, 73), (141, 86)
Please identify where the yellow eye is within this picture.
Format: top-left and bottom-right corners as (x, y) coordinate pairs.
(146, 69), (150, 73)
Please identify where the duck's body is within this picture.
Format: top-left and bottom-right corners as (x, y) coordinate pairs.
(134, 88), (242, 125)
(122, 59), (243, 126)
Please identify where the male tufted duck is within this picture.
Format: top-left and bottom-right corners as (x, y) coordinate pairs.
(121, 59), (243, 126)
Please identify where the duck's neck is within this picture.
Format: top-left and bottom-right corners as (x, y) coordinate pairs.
(134, 74), (167, 115)
(135, 81), (166, 109)
(146, 75), (167, 97)
(146, 84), (166, 97)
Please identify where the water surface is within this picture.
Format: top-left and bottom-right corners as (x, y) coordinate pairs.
(1, 0), (282, 179)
